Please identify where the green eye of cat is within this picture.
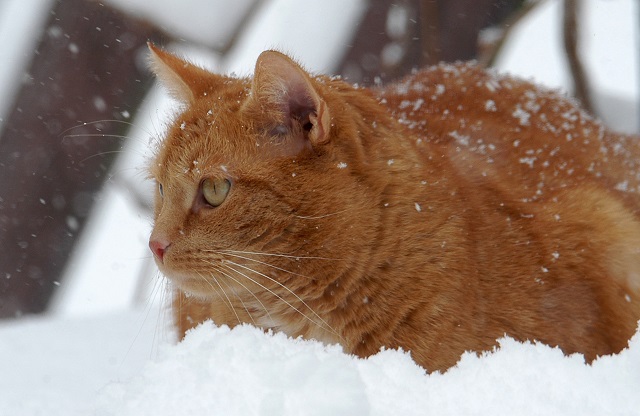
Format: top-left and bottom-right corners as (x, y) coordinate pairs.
(202, 178), (231, 207)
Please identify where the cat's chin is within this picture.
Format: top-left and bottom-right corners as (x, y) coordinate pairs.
(164, 273), (218, 300)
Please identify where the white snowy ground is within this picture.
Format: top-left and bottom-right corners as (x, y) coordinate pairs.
(97, 323), (640, 416)
(0, 1), (639, 415)
(2, 311), (639, 415)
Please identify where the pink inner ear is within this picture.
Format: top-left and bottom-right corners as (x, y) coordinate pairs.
(254, 51), (329, 146)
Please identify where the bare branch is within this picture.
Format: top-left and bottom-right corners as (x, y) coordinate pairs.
(563, 0), (594, 113)
(478, 0), (544, 68)
(420, 0), (440, 65)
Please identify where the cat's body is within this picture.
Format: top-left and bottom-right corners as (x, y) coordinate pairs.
(148, 44), (640, 372)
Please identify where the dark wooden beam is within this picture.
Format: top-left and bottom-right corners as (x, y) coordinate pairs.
(0, 0), (163, 318)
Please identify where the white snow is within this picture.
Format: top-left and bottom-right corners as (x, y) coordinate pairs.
(2, 314), (638, 415)
(104, 323), (638, 416)
(519, 156), (537, 168)
(0, 307), (170, 415)
(512, 105), (531, 126)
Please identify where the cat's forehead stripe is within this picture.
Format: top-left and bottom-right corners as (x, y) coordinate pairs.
(157, 104), (259, 176)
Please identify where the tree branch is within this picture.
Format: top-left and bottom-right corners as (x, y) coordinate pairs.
(563, 0), (594, 113)
(478, 0), (543, 68)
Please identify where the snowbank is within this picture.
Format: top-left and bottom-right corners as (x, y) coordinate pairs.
(97, 321), (640, 416)
(0, 308), (167, 415)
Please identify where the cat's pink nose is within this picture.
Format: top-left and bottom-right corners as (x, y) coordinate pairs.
(149, 238), (170, 262)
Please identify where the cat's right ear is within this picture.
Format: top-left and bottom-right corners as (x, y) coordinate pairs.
(251, 50), (331, 150)
(147, 42), (217, 104)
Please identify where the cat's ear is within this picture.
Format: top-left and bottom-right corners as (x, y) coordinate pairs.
(147, 42), (219, 104)
(251, 51), (331, 147)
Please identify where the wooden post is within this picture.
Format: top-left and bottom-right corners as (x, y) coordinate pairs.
(0, 0), (162, 318)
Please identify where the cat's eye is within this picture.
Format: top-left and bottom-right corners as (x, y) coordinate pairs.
(202, 177), (231, 207)
(158, 183), (164, 197)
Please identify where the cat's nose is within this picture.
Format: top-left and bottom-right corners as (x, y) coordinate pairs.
(149, 238), (170, 263)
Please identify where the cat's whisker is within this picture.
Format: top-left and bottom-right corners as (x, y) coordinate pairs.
(60, 119), (138, 135)
(60, 118), (160, 150)
(208, 265), (260, 326)
(212, 248), (342, 262)
(224, 262), (337, 337)
(206, 261), (274, 326)
(107, 166), (152, 182)
(62, 118), (159, 140)
(62, 135), (153, 152)
(150, 272), (171, 354)
(77, 150), (129, 164)
(216, 270), (255, 325)
(211, 251), (316, 281)
(62, 133), (152, 164)
(62, 133), (134, 141)
(155, 281), (171, 350)
(293, 208), (350, 220)
(197, 270), (242, 324)
(123, 270), (165, 364)
(225, 261), (341, 340)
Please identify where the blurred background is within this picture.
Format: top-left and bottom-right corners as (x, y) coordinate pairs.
(0, 0), (638, 321)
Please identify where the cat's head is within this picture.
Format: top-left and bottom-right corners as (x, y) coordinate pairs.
(146, 44), (378, 300)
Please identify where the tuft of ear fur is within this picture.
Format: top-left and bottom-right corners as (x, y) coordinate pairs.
(252, 50), (331, 147)
(147, 42), (221, 104)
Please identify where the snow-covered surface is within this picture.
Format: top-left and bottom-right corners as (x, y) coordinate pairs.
(0, 306), (171, 416)
(2, 314), (638, 415)
(100, 323), (640, 416)
(1, 0), (639, 415)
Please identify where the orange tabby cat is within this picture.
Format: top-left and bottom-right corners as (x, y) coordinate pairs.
(147, 43), (640, 372)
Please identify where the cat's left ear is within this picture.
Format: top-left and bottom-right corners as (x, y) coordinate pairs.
(251, 51), (331, 147)
(147, 42), (223, 104)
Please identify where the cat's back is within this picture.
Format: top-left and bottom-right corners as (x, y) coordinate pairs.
(369, 63), (640, 365)
(378, 63), (640, 210)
